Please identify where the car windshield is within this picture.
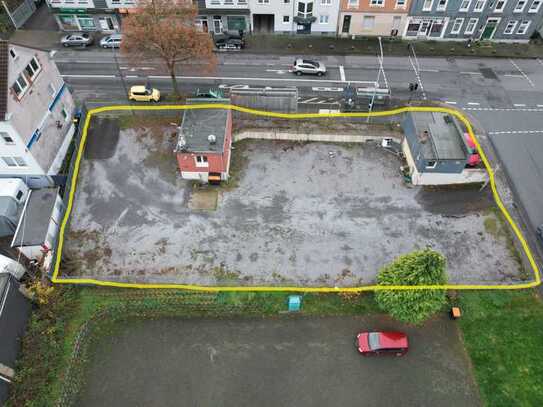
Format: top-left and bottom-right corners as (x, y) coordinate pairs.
(82, 34), (89, 38)
(368, 333), (381, 350)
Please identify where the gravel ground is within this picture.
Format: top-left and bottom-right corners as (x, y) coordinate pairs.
(62, 118), (523, 286)
(77, 316), (481, 407)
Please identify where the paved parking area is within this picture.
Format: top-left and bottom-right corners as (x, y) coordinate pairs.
(62, 117), (523, 286)
(77, 316), (481, 407)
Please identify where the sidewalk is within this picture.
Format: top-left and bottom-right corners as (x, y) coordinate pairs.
(9, 29), (62, 50)
(246, 35), (543, 59)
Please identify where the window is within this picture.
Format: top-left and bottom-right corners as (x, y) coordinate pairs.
(436, 0), (448, 10)
(283, 15), (290, 23)
(2, 157), (26, 167)
(451, 17), (464, 33)
(426, 160), (437, 169)
(504, 20), (518, 33)
(465, 17), (478, 34)
(195, 156), (208, 167)
(1, 132), (14, 144)
(210, 0), (220, 4)
(284, 0), (290, 3)
(473, 0), (486, 10)
(529, 0), (542, 11)
(298, 1), (314, 17)
(9, 48), (17, 59)
(422, 0), (434, 10)
(348, 0), (359, 6)
(494, 0), (507, 10)
(459, 0), (471, 10)
(16, 191), (23, 200)
(396, 0), (406, 7)
(319, 15), (329, 23)
(61, 107), (69, 121)
(257, 0), (269, 3)
(13, 157), (26, 167)
(321, 0), (331, 4)
(517, 20), (530, 34)
(238, 0), (247, 3)
(25, 57), (41, 80)
(12, 74), (28, 98)
(224, 0), (233, 4)
(514, 0), (527, 10)
(370, 0), (384, 5)
(363, 15), (375, 29)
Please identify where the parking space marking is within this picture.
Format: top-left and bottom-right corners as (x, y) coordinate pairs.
(52, 104), (541, 292)
(339, 65), (346, 82)
(509, 59), (535, 88)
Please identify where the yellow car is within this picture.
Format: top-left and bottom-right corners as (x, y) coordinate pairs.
(128, 85), (161, 102)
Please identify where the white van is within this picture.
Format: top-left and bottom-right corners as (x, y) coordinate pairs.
(100, 34), (122, 49)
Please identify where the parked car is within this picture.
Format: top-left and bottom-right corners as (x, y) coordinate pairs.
(213, 32), (245, 50)
(100, 34), (122, 49)
(128, 86), (160, 102)
(356, 331), (408, 356)
(290, 59), (326, 76)
(60, 33), (93, 48)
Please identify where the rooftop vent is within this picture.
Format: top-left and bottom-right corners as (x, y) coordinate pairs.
(208, 134), (216, 144)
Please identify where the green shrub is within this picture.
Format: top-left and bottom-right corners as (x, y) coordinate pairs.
(375, 249), (447, 325)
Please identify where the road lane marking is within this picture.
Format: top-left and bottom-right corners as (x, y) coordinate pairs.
(509, 59), (535, 88)
(488, 130), (543, 135)
(61, 74), (116, 78)
(503, 74), (524, 78)
(445, 101), (457, 105)
(460, 71), (482, 75)
(312, 87), (343, 92)
(467, 102), (480, 106)
(266, 69), (287, 74)
(420, 69), (439, 73)
(147, 75), (374, 85)
(125, 75), (139, 79)
(513, 103), (526, 107)
(339, 65), (346, 82)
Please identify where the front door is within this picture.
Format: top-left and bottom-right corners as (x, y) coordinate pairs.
(342, 15), (351, 33)
(419, 21), (431, 36)
(98, 17), (115, 31)
(480, 18), (498, 40)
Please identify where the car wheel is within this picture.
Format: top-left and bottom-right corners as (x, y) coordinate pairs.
(296, 71), (302, 76)
(103, 45), (108, 49)
(317, 72), (323, 77)
(63, 43), (69, 47)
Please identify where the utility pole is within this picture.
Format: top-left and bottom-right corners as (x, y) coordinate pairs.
(112, 45), (134, 116)
(368, 36), (385, 123)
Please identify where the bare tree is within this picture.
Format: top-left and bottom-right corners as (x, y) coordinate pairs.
(122, 0), (217, 98)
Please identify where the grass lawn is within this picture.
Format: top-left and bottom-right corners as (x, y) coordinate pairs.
(458, 289), (543, 406)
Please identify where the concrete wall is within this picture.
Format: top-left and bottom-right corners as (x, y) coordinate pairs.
(235, 129), (401, 142)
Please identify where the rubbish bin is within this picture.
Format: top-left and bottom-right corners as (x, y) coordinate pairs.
(288, 295), (302, 312)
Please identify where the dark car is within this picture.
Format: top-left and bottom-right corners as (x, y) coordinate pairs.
(537, 224), (543, 243)
(357, 331), (408, 356)
(213, 32), (245, 50)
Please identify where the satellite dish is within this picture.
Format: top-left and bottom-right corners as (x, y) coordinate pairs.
(208, 134), (216, 144)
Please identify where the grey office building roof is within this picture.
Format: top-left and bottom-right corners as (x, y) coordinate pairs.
(176, 104), (229, 154)
(12, 188), (59, 247)
(411, 112), (467, 160)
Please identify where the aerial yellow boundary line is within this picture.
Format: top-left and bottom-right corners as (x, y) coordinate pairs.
(51, 104), (541, 292)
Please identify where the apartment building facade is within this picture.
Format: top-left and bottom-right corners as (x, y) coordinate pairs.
(0, 41), (75, 188)
(338, 0), (412, 36)
(405, 0), (543, 41)
(195, 0), (251, 33)
(46, 0), (137, 31)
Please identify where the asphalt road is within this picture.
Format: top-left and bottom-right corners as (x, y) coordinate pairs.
(54, 48), (543, 260)
(77, 316), (480, 407)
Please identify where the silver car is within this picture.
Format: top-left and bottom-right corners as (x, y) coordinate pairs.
(61, 33), (93, 48)
(100, 34), (122, 49)
(291, 59), (326, 76)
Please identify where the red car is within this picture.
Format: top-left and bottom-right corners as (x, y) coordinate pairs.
(357, 331), (408, 356)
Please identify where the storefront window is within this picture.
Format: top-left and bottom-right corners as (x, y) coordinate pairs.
(59, 15), (79, 30)
(227, 16), (246, 31)
(78, 16), (96, 30)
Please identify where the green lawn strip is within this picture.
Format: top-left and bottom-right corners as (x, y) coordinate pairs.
(458, 290), (543, 406)
(7, 287), (376, 406)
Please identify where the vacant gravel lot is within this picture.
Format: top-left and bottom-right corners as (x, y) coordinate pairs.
(62, 117), (523, 286)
